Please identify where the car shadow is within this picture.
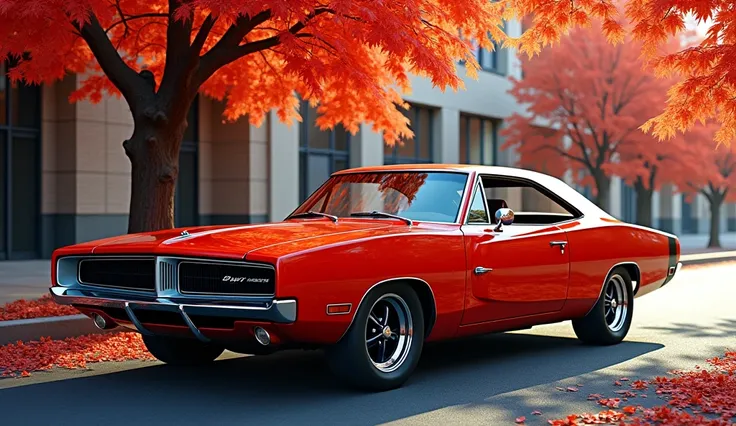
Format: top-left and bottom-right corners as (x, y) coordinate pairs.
(0, 332), (663, 426)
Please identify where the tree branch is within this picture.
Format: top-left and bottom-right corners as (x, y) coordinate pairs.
(105, 13), (168, 34)
(196, 8), (331, 85)
(73, 12), (147, 108)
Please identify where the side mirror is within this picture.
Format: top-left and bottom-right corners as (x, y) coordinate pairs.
(493, 208), (514, 232)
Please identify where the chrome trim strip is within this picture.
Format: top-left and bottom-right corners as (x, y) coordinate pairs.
(179, 305), (211, 342)
(336, 276), (437, 341)
(50, 286), (297, 323)
(124, 302), (153, 335)
(584, 261), (641, 317)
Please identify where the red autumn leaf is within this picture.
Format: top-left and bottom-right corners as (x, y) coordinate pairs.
(631, 380), (649, 390)
(622, 406), (637, 414)
(531, 410), (542, 415)
(567, 386), (579, 392)
(515, 416), (526, 424)
(613, 381), (622, 386)
(587, 393), (603, 400)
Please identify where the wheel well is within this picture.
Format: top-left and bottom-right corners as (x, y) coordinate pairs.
(368, 278), (437, 338)
(617, 263), (641, 295)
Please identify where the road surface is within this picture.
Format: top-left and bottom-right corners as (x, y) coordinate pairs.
(1, 261), (734, 425)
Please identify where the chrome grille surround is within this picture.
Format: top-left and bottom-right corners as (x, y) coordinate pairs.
(56, 255), (276, 300)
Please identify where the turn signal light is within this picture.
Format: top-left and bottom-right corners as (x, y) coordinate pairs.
(326, 303), (352, 315)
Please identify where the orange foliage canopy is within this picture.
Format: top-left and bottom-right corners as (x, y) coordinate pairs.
(0, 0), (508, 144)
(506, 0), (736, 147)
(501, 21), (676, 209)
(672, 121), (736, 203)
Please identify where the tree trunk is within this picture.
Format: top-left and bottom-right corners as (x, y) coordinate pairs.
(124, 114), (187, 234)
(707, 193), (724, 249)
(593, 173), (611, 212)
(634, 180), (653, 228)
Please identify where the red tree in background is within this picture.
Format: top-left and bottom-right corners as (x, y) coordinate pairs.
(672, 123), (736, 248)
(0, 0), (503, 232)
(502, 21), (674, 213)
(605, 136), (687, 227)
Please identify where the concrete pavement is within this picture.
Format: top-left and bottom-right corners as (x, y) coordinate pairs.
(0, 261), (734, 425)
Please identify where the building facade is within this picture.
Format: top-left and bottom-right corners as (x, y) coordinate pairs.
(1, 22), (735, 260)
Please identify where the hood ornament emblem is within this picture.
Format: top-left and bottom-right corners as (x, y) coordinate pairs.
(180, 230), (190, 237)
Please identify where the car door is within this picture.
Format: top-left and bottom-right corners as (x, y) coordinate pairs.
(459, 179), (570, 325)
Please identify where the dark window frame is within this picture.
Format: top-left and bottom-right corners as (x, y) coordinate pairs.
(384, 104), (435, 165)
(459, 114), (499, 166)
(0, 60), (42, 260)
(298, 100), (350, 202)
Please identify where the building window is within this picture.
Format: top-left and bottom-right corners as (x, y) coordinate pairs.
(459, 115), (497, 165)
(384, 104), (434, 164)
(681, 197), (698, 234)
(460, 22), (507, 75)
(299, 100), (350, 201)
(620, 183), (637, 223)
(0, 60), (42, 260)
(174, 97), (199, 227)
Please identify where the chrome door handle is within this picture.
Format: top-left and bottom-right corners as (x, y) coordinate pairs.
(549, 240), (567, 254)
(474, 266), (493, 275)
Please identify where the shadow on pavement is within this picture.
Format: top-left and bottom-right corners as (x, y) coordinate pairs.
(0, 332), (663, 426)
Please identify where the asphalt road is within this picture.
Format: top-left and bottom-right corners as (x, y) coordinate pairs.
(1, 261), (734, 426)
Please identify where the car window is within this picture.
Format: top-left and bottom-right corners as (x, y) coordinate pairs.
(467, 184), (490, 224)
(481, 176), (579, 225)
(295, 171), (470, 223)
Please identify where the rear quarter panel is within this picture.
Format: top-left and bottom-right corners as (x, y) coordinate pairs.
(563, 218), (678, 318)
(247, 224), (467, 344)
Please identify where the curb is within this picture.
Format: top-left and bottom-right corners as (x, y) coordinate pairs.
(680, 250), (736, 266)
(0, 314), (117, 346)
(2, 251), (735, 346)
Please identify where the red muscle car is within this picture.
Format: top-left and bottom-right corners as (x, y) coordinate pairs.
(50, 164), (682, 391)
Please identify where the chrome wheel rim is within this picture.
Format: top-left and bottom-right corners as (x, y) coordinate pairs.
(604, 274), (629, 332)
(365, 293), (413, 373)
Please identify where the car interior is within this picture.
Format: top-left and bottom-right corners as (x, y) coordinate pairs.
(479, 175), (581, 225)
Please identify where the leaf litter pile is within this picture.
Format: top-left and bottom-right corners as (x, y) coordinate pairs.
(0, 294), (79, 321)
(516, 351), (736, 425)
(0, 332), (155, 377)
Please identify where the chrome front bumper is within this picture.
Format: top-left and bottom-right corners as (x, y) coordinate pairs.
(50, 286), (296, 342)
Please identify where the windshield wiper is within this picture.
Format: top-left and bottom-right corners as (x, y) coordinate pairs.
(350, 210), (413, 226)
(289, 211), (338, 223)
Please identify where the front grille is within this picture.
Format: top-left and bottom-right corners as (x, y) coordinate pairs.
(159, 260), (176, 291)
(78, 258), (156, 292)
(178, 261), (275, 296)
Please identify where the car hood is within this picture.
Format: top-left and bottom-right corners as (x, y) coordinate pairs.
(87, 221), (402, 260)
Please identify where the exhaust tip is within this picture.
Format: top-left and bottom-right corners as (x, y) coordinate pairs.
(254, 326), (271, 346)
(92, 313), (107, 330)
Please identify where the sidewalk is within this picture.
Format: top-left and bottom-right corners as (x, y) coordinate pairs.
(1, 232), (735, 305)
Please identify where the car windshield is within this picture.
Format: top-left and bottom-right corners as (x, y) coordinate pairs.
(292, 171), (469, 223)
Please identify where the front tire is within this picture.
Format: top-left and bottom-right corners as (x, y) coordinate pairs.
(572, 267), (634, 345)
(326, 283), (425, 391)
(143, 335), (224, 365)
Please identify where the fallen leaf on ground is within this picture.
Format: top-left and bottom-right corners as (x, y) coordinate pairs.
(567, 386), (579, 392)
(515, 416), (526, 424)
(0, 332), (154, 377)
(531, 410), (542, 415)
(0, 295), (78, 321)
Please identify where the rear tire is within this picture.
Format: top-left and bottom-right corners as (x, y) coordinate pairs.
(572, 267), (634, 345)
(143, 335), (224, 365)
(326, 283), (425, 391)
